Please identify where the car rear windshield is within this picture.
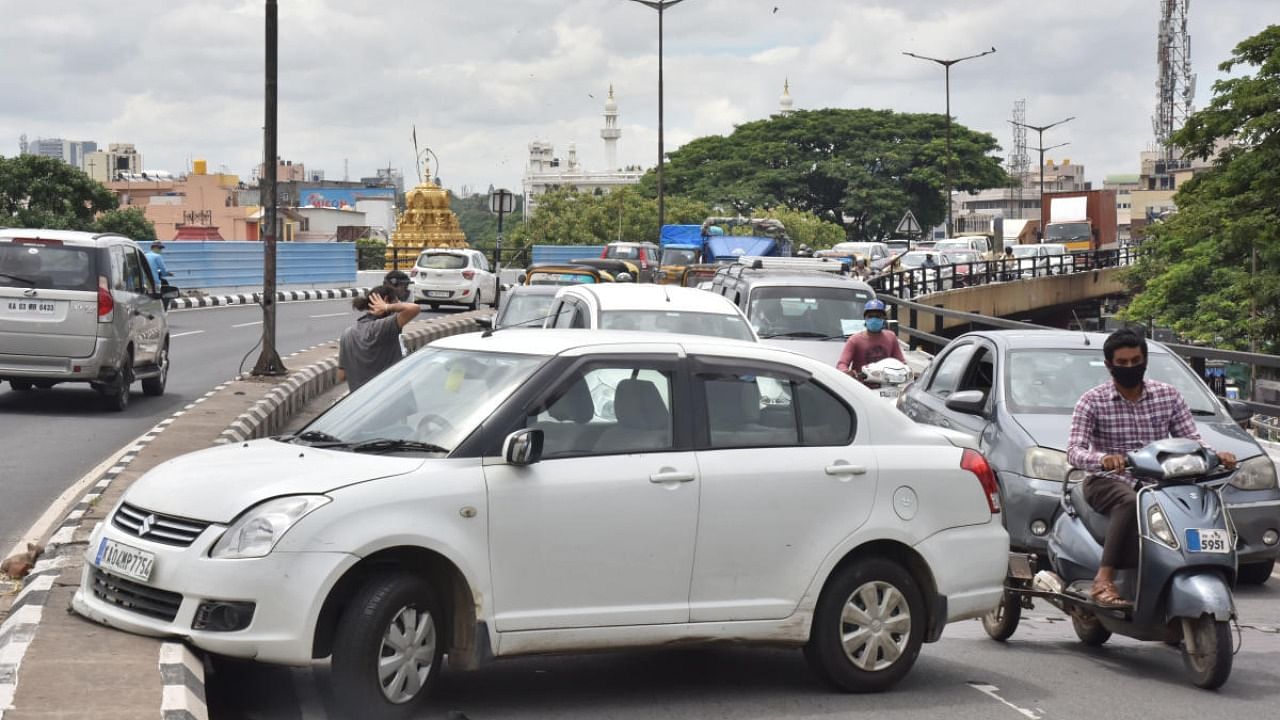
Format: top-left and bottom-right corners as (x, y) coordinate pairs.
(749, 285), (874, 340)
(419, 253), (468, 270)
(1005, 349), (1219, 415)
(604, 246), (641, 260)
(0, 240), (98, 291)
(498, 292), (556, 327)
(600, 310), (755, 341)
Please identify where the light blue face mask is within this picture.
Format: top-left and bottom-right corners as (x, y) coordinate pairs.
(865, 317), (886, 333)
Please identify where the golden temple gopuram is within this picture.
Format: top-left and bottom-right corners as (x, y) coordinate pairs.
(386, 174), (467, 267)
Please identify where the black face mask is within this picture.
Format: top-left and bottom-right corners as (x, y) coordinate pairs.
(1109, 364), (1146, 389)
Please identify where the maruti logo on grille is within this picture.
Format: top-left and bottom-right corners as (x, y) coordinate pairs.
(138, 514), (158, 537)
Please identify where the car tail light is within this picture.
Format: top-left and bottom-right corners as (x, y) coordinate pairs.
(97, 275), (114, 322)
(962, 449), (1000, 514)
(462, 269), (475, 280)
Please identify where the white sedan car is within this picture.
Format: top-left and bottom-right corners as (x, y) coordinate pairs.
(407, 248), (498, 310)
(72, 331), (1007, 719)
(545, 283), (758, 341)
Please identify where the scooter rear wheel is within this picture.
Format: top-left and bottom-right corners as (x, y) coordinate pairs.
(981, 590), (1021, 642)
(1070, 613), (1111, 646)
(1181, 616), (1232, 690)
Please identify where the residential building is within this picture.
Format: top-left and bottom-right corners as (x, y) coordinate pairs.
(1103, 173), (1140, 243)
(104, 159), (257, 241)
(1128, 149), (1217, 238)
(958, 159), (1090, 219)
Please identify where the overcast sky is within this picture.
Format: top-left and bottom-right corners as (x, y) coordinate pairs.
(0, 1), (1272, 195)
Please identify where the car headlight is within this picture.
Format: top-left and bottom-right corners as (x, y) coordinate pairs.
(1231, 455), (1279, 491)
(1147, 504), (1179, 548)
(210, 495), (330, 559)
(1024, 447), (1072, 482)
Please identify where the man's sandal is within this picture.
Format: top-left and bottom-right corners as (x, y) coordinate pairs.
(1090, 581), (1132, 608)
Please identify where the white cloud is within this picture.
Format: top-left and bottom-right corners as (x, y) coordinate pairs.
(0, 0), (1266, 192)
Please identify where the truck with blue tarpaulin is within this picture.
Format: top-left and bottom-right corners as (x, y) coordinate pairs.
(656, 217), (792, 283)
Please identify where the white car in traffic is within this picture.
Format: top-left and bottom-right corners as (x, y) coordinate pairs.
(407, 248), (497, 310)
(545, 283), (757, 341)
(73, 330), (1007, 719)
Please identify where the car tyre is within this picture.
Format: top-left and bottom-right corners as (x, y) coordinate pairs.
(142, 341), (169, 397)
(9, 380), (34, 392)
(32, 380), (56, 389)
(1236, 559), (1274, 586)
(805, 557), (925, 693)
(331, 572), (444, 720)
(99, 353), (133, 412)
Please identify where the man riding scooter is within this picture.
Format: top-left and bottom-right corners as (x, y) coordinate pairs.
(1066, 328), (1237, 608)
(836, 299), (904, 384)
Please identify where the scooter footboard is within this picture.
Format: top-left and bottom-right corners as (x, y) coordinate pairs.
(1166, 571), (1234, 623)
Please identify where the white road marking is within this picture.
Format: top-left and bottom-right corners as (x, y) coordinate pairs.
(170, 330), (205, 338)
(231, 320), (262, 328)
(968, 682), (1043, 719)
(309, 312), (348, 318)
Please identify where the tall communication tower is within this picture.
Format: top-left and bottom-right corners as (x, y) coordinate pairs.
(1152, 0), (1196, 162)
(1008, 99), (1029, 219)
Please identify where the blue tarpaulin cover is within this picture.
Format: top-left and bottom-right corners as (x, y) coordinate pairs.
(705, 235), (777, 261)
(659, 225), (704, 245)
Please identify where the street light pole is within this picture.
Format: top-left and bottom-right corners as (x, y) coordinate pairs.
(252, 0), (285, 376)
(903, 48), (996, 237)
(1009, 116), (1075, 212)
(625, 0), (689, 233)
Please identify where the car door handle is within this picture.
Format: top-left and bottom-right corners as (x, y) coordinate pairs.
(649, 471), (695, 484)
(825, 463), (867, 477)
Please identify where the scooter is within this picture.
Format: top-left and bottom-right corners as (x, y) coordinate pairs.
(982, 438), (1239, 689)
(857, 357), (912, 402)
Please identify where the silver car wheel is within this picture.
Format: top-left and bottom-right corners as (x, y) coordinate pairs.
(377, 605), (438, 704)
(840, 580), (912, 672)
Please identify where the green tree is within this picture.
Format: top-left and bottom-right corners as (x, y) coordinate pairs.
(0, 154), (117, 230)
(640, 108), (1007, 241)
(748, 206), (846, 249)
(1123, 25), (1280, 351)
(449, 191), (525, 247)
(506, 187), (710, 253)
(93, 206), (157, 242)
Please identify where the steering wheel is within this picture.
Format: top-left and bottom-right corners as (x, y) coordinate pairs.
(416, 414), (455, 438)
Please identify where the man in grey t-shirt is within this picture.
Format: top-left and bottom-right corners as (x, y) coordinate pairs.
(338, 285), (420, 391)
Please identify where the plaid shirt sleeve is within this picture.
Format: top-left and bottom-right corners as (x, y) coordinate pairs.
(1067, 390), (1105, 471)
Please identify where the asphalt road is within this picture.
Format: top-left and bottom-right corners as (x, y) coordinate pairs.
(0, 299), (445, 552)
(210, 573), (1280, 720)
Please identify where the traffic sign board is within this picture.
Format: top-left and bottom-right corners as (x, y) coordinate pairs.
(895, 210), (922, 236)
(489, 188), (515, 215)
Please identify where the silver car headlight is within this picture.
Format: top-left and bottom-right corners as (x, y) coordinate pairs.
(1231, 455), (1279, 491)
(1024, 447), (1072, 482)
(210, 495), (330, 559)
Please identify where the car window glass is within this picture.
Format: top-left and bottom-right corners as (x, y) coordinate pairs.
(548, 300), (574, 328)
(748, 285), (873, 339)
(1005, 349), (1218, 415)
(604, 246), (640, 260)
(795, 379), (855, 445)
(957, 346), (995, 402)
(529, 365), (674, 457)
(420, 253), (466, 269)
(569, 301), (589, 329)
(134, 249), (156, 293)
(0, 242), (97, 291)
(121, 249), (147, 293)
(599, 310), (754, 341)
(927, 343), (978, 398)
(701, 371), (798, 448)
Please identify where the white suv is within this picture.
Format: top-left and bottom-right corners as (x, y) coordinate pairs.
(407, 249), (497, 310)
(73, 331), (1007, 719)
(545, 283), (757, 341)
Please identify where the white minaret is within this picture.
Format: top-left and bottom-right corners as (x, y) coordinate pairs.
(779, 78), (794, 116)
(601, 84), (621, 172)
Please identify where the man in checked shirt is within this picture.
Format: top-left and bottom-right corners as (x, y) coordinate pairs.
(1067, 328), (1237, 608)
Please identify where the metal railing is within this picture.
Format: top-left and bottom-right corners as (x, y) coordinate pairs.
(870, 247), (1137, 298)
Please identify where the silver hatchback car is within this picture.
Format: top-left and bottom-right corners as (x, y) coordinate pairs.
(0, 230), (174, 411)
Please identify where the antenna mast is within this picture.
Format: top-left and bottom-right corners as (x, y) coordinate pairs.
(1152, 0), (1196, 164)
(1009, 99), (1028, 219)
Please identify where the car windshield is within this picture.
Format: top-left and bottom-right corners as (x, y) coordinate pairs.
(945, 251), (979, 263)
(661, 248), (698, 265)
(899, 252), (931, 268)
(599, 310), (755, 341)
(748, 285), (874, 339)
(300, 347), (545, 452)
(419, 253), (467, 270)
(935, 241), (971, 252)
(498, 292), (556, 328)
(1011, 246), (1041, 258)
(604, 245), (640, 259)
(1046, 222), (1091, 242)
(0, 242), (98, 291)
(528, 271), (597, 285)
(1005, 349), (1220, 415)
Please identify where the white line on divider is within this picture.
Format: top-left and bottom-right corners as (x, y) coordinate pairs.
(170, 330), (205, 338)
(231, 320), (262, 328)
(309, 312), (348, 318)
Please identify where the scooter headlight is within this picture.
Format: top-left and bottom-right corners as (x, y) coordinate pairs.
(1147, 504), (1179, 549)
(1160, 453), (1207, 478)
(1231, 455), (1279, 490)
(1024, 447), (1072, 482)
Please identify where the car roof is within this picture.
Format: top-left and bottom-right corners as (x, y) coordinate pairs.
(0, 229), (128, 245)
(557, 283), (743, 314)
(956, 329), (1173, 353)
(418, 248), (474, 255)
(502, 284), (560, 297)
(730, 271), (873, 290)
(432, 328), (754, 355)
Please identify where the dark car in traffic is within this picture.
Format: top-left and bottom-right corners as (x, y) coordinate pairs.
(897, 330), (1280, 584)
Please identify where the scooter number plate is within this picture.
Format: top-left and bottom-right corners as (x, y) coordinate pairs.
(1185, 528), (1230, 554)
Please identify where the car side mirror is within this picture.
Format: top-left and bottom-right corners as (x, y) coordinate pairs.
(504, 428), (544, 466)
(517, 272), (527, 285)
(475, 317), (494, 331)
(945, 389), (987, 416)
(157, 284), (180, 300)
(1221, 397), (1252, 425)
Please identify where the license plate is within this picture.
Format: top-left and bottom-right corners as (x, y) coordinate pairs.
(425, 290), (450, 298)
(3, 300), (57, 316)
(879, 387), (901, 398)
(1185, 528), (1231, 554)
(94, 537), (156, 582)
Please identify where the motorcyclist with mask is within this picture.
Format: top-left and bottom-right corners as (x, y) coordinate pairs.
(836, 299), (904, 381)
(1067, 328), (1236, 608)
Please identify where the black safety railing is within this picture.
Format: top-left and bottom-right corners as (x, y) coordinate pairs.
(870, 247), (1137, 298)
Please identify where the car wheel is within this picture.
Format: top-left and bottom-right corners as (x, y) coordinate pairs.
(805, 557), (925, 693)
(1237, 559), (1274, 585)
(331, 572), (444, 720)
(9, 380), (34, 392)
(33, 380), (56, 389)
(99, 352), (133, 412)
(142, 341), (169, 397)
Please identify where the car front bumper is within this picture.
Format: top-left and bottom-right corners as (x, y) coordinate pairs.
(71, 521), (356, 665)
(998, 471), (1064, 554)
(1225, 485), (1280, 562)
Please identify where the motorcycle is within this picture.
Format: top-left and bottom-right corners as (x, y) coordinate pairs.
(982, 438), (1239, 689)
(857, 357), (912, 402)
